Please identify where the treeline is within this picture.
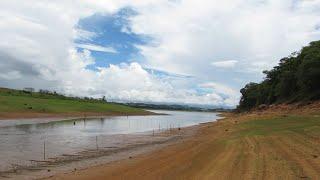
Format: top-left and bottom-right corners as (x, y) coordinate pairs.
(123, 102), (228, 112)
(0, 87), (107, 103)
(238, 40), (320, 111)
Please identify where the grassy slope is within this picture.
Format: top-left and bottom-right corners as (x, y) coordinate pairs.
(220, 112), (320, 179)
(55, 103), (320, 180)
(0, 89), (149, 118)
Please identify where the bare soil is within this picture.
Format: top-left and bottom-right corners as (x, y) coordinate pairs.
(0, 111), (156, 120)
(48, 101), (320, 180)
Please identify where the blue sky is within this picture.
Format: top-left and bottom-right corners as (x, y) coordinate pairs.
(0, 0), (319, 108)
(73, 7), (262, 104)
(75, 9), (146, 70)
(74, 8), (212, 98)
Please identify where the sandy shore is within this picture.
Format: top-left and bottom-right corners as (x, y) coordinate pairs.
(44, 118), (228, 180)
(46, 103), (320, 180)
(0, 122), (198, 180)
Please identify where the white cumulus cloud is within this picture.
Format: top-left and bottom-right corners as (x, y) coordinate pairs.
(211, 60), (238, 68)
(75, 43), (118, 53)
(0, 0), (319, 108)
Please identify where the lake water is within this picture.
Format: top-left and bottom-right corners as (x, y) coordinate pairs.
(0, 110), (220, 172)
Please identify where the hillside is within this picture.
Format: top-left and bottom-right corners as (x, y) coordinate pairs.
(0, 87), (151, 119)
(238, 40), (320, 111)
(121, 102), (232, 112)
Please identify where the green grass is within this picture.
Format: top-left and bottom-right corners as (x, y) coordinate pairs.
(0, 88), (148, 115)
(237, 114), (320, 137)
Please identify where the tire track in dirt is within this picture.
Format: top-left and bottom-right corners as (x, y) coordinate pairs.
(236, 136), (259, 180)
(260, 136), (299, 179)
(243, 136), (279, 180)
(271, 136), (320, 179)
(250, 136), (267, 180)
(289, 132), (320, 155)
(200, 139), (239, 179)
(278, 135), (320, 177)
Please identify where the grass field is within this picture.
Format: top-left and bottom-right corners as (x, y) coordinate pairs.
(53, 103), (320, 180)
(0, 88), (150, 119)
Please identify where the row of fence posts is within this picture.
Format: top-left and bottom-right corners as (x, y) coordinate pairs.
(41, 117), (181, 161)
(41, 118), (98, 160)
(41, 129), (181, 160)
(151, 123), (181, 137)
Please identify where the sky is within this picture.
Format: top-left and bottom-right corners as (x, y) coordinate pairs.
(0, 0), (319, 108)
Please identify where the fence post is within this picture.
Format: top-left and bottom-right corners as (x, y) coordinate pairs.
(43, 141), (46, 160)
(96, 136), (98, 150)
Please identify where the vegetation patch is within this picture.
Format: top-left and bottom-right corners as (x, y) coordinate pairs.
(236, 114), (320, 137)
(0, 88), (149, 117)
(238, 40), (320, 111)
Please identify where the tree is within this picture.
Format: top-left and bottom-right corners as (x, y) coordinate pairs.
(237, 40), (320, 111)
(102, 96), (106, 102)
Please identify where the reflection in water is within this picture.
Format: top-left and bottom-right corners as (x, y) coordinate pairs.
(0, 110), (220, 172)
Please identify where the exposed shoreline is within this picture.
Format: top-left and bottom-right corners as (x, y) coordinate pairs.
(0, 111), (157, 121)
(0, 119), (201, 179)
(46, 102), (320, 180)
(2, 102), (320, 179)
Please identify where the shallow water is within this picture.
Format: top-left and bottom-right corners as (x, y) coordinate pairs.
(0, 110), (220, 172)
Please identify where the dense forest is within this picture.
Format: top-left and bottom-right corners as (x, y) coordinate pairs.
(238, 40), (320, 111)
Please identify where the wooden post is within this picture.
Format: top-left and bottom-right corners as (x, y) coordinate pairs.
(96, 136), (98, 150)
(43, 141), (46, 160)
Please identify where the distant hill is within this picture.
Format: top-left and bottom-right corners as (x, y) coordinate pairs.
(121, 102), (233, 112)
(238, 40), (320, 111)
(0, 87), (151, 119)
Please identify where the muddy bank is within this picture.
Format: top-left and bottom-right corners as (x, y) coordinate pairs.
(0, 111), (156, 120)
(0, 110), (219, 178)
(0, 126), (197, 180)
